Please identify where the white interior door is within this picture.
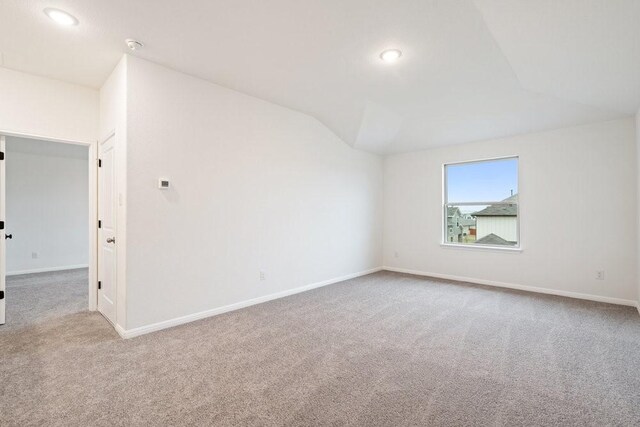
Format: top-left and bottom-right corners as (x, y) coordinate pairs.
(98, 134), (116, 324)
(0, 136), (5, 325)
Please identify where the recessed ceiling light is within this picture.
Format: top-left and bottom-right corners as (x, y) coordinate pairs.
(44, 8), (79, 26)
(380, 49), (402, 63)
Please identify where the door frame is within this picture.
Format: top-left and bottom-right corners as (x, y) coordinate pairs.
(96, 130), (117, 324)
(0, 130), (99, 312)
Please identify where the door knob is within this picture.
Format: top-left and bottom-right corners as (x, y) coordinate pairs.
(5, 234), (12, 240)
(106, 237), (115, 244)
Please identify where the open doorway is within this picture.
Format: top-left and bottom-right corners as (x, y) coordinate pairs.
(1, 136), (90, 328)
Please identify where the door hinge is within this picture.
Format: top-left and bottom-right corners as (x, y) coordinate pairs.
(0, 151), (4, 160)
(98, 159), (102, 167)
(0, 221), (3, 230)
(0, 290), (4, 300)
(98, 220), (102, 229)
(98, 281), (102, 290)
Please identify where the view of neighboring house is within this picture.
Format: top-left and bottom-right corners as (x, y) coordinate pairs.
(473, 194), (518, 245)
(475, 233), (512, 245)
(459, 217), (476, 239)
(447, 207), (477, 243)
(446, 207), (463, 243)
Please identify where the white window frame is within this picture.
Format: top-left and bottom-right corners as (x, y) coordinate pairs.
(442, 155), (521, 252)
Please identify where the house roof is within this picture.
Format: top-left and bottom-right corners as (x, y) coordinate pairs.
(473, 194), (518, 217)
(447, 207), (461, 217)
(475, 233), (515, 246)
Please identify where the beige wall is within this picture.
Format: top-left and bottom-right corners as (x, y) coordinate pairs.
(5, 137), (88, 274)
(637, 109), (640, 303)
(122, 56), (383, 331)
(0, 67), (98, 143)
(384, 118), (638, 304)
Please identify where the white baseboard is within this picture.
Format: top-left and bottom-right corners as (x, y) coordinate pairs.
(383, 266), (639, 308)
(116, 267), (383, 339)
(6, 264), (89, 276)
(114, 324), (127, 338)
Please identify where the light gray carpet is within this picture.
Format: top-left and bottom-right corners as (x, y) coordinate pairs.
(3, 268), (88, 329)
(2, 271), (640, 426)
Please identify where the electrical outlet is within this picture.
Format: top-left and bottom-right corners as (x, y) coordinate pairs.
(259, 271), (266, 281)
(596, 271), (605, 280)
(31, 252), (38, 259)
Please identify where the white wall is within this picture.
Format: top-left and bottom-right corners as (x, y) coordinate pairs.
(637, 109), (640, 303)
(0, 67), (98, 143)
(5, 137), (88, 274)
(384, 118), (637, 303)
(122, 56), (383, 330)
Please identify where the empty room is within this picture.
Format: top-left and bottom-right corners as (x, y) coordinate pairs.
(0, 1), (639, 426)
(3, 136), (89, 327)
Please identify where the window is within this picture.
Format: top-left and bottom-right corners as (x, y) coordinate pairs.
(443, 157), (519, 248)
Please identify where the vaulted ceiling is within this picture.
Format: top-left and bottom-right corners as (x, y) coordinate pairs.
(1, 0), (639, 153)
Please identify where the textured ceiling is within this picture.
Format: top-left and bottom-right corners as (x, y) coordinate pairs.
(1, 0), (638, 153)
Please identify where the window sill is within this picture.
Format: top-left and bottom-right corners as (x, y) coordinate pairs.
(440, 243), (523, 253)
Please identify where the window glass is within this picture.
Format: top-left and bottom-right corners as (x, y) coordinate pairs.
(444, 157), (518, 247)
